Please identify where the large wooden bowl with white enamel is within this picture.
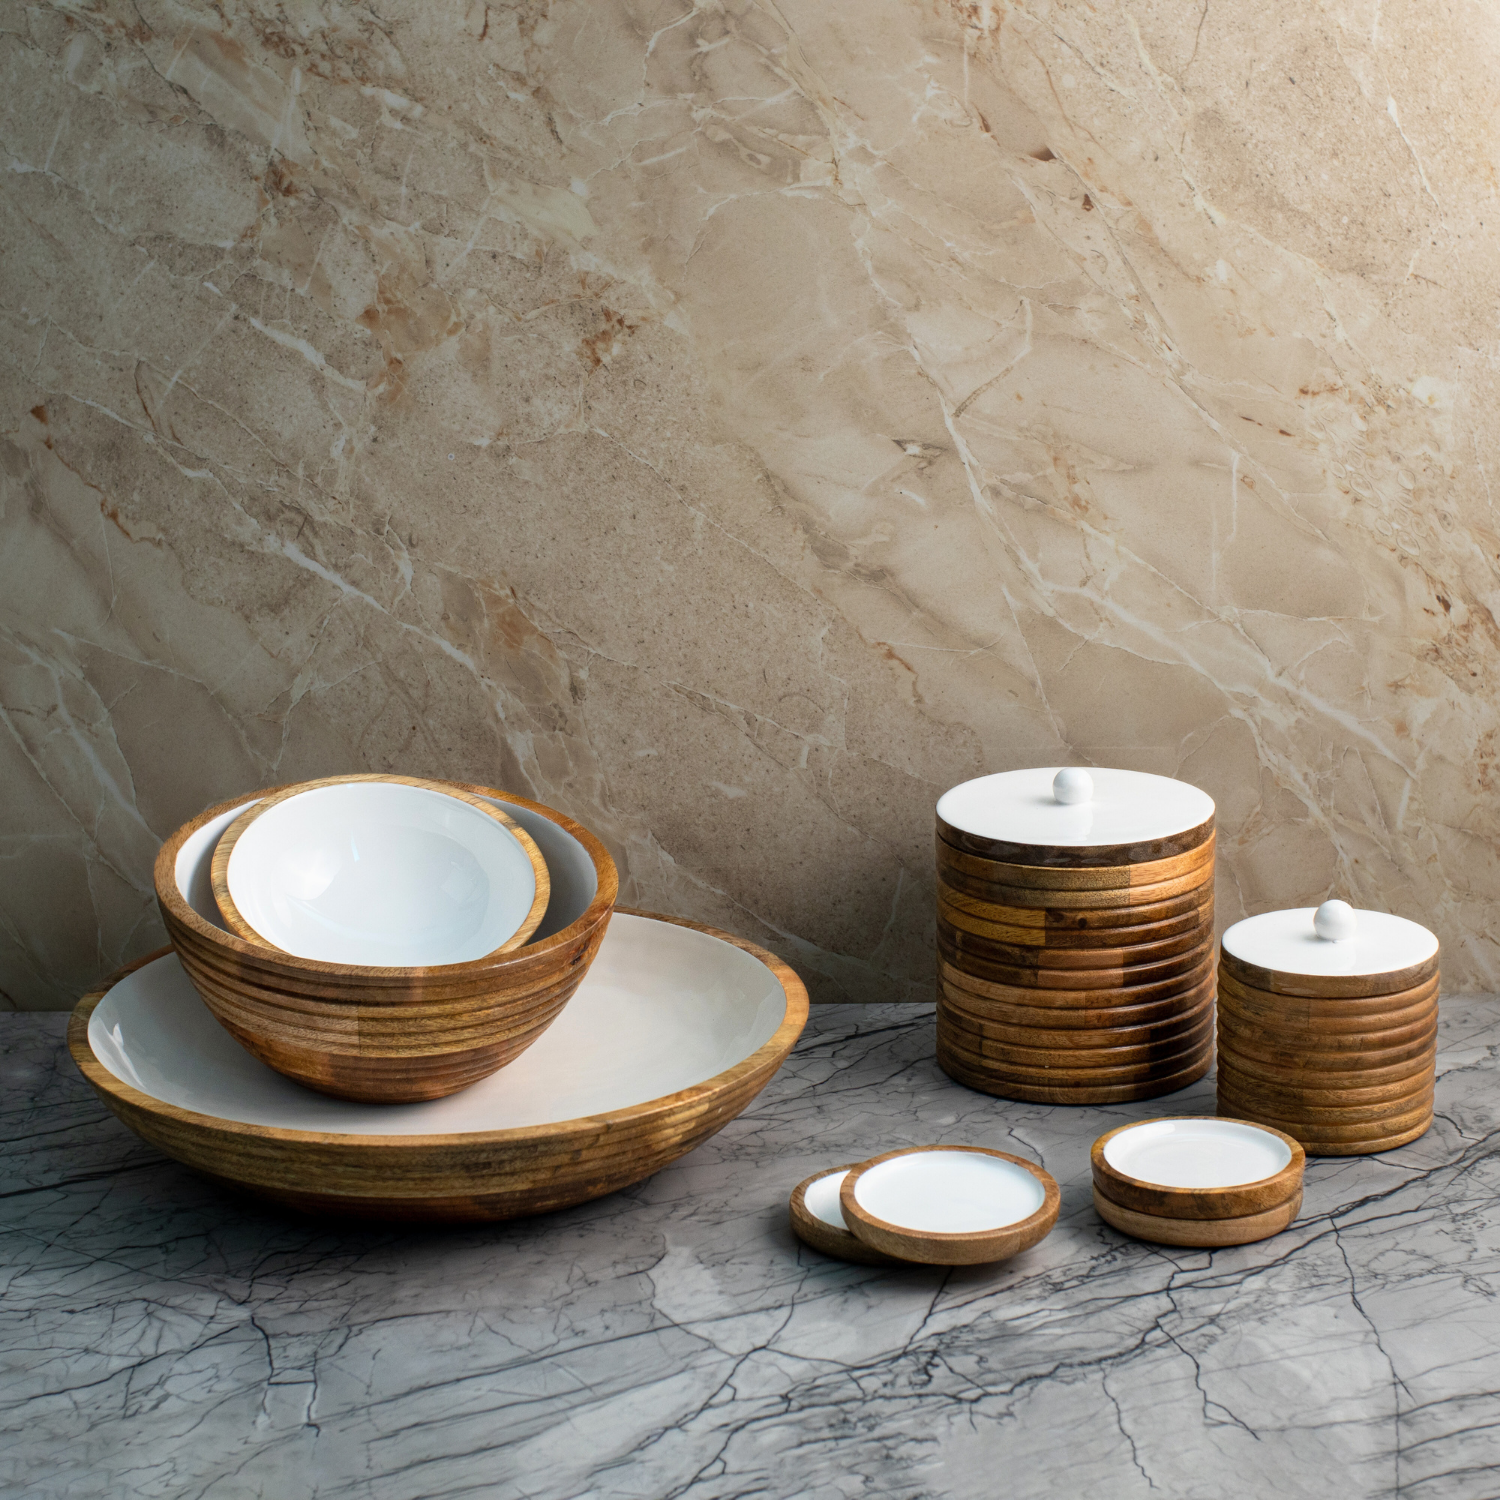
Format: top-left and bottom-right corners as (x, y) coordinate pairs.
(154, 782), (617, 1103)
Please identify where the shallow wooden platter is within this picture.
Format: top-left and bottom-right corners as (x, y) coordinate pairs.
(1093, 1185), (1302, 1247)
(1091, 1117), (1305, 1219)
(69, 911), (808, 1222)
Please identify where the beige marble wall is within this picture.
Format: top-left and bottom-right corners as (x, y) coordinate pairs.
(3, 0), (1498, 1009)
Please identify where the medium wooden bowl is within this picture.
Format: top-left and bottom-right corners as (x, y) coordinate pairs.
(211, 774), (551, 962)
(69, 911), (808, 1222)
(789, 1165), (901, 1266)
(839, 1146), (1060, 1265)
(1091, 1117), (1305, 1219)
(1093, 1185), (1302, 1247)
(155, 782), (617, 1103)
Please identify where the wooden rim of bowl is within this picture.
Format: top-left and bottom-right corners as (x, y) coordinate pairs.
(789, 1165), (902, 1266)
(1093, 1184), (1302, 1247)
(1090, 1116), (1305, 1220)
(209, 774), (552, 961)
(67, 908), (808, 1157)
(935, 813), (1216, 869)
(839, 1145), (1060, 1266)
(156, 781), (618, 982)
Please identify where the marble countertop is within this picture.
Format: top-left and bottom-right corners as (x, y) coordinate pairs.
(5, 999), (1499, 1500)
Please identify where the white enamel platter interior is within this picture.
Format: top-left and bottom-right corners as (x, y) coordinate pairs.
(852, 1150), (1047, 1235)
(89, 913), (788, 1134)
(1103, 1118), (1292, 1189)
(804, 1168), (852, 1230)
(937, 766), (1214, 847)
(1223, 907), (1438, 977)
(222, 780), (540, 966)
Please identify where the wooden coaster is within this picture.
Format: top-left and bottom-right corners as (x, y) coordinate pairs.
(1091, 1117), (1305, 1219)
(1093, 1185), (1302, 1247)
(789, 1165), (902, 1265)
(938, 1039), (1211, 1105)
(839, 1146), (1060, 1266)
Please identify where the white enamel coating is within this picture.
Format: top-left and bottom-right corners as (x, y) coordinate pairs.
(1103, 1118), (1292, 1189)
(1224, 907), (1437, 977)
(804, 1169), (850, 1230)
(177, 795), (597, 944)
(222, 781), (540, 965)
(1314, 900), (1358, 942)
(1052, 767), (1093, 804)
(88, 915), (786, 1134)
(853, 1150), (1046, 1235)
(937, 767), (1214, 847)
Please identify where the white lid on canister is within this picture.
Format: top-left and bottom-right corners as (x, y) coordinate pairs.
(936, 767), (1214, 847)
(1223, 905), (1437, 977)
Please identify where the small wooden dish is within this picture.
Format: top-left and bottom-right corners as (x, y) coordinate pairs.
(1091, 1117), (1304, 1219)
(69, 911), (808, 1222)
(789, 1166), (900, 1265)
(839, 1145), (1060, 1266)
(157, 782), (616, 1103)
(211, 774), (551, 964)
(1093, 1185), (1302, 1247)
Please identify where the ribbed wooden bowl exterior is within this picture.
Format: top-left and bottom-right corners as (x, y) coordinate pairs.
(936, 821), (1216, 1104)
(68, 915), (809, 1223)
(155, 782), (618, 1103)
(1215, 943), (1439, 1156)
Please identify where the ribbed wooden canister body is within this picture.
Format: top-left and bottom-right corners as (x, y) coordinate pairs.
(1215, 911), (1439, 1156)
(935, 769), (1217, 1105)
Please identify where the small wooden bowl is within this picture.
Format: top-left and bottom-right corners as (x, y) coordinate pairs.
(839, 1145), (1060, 1266)
(156, 782), (617, 1103)
(1094, 1185), (1302, 1247)
(1091, 1117), (1304, 1219)
(789, 1165), (901, 1265)
(211, 774), (551, 962)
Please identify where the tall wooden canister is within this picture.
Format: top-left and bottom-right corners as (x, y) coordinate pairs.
(936, 766), (1217, 1104)
(1216, 901), (1439, 1155)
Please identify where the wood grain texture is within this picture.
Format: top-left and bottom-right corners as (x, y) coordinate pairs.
(1090, 1118), (1305, 1220)
(936, 813), (1215, 869)
(939, 988), (1214, 1049)
(1093, 1185), (1302, 1247)
(156, 782), (618, 1103)
(936, 930), (1217, 992)
(1219, 944), (1439, 999)
(939, 957), (1216, 1013)
(1216, 1087), (1433, 1144)
(938, 892), (1211, 950)
(939, 1003), (1214, 1072)
(1215, 1038), (1436, 1093)
(1215, 1101), (1433, 1157)
(839, 1146), (1060, 1266)
(210, 774), (551, 958)
(935, 854), (1215, 912)
(788, 1167), (901, 1266)
(68, 911), (809, 1223)
(1209, 1063), (1435, 1111)
(1216, 968), (1440, 1021)
(1216, 1013), (1438, 1071)
(938, 917), (1213, 971)
(937, 1025), (1212, 1087)
(935, 834), (1215, 891)
(936, 878), (1214, 927)
(937, 1035), (1212, 1105)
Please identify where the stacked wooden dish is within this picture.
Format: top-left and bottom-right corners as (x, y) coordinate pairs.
(936, 767), (1218, 1104)
(790, 1145), (1060, 1266)
(156, 775), (617, 1103)
(1217, 900), (1439, 1155)
(1092, 1116), (1305, 1247)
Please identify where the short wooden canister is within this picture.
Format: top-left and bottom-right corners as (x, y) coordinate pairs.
(1216, 903), (1439, 1155)
(936, 766), (1217, 1104)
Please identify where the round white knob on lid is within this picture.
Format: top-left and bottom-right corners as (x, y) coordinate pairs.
(1313, 900), (1358, 943)
(1052, 767), (1093, 805)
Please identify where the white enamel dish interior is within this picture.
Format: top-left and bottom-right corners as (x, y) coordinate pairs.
(221, 781), (542, 966)
(180, 793), (596, 944)
(804, 1168), (851, 1229)
(89, 914), (786, 1133)
(1103, 1119), (1292, 1188)
(1223, 907), (1438, 977)
(937, 766), (1214, 847)
(853, 1150), (1046, 1235)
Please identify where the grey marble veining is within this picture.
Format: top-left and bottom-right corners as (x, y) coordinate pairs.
(4, 1001), (1500, 1500)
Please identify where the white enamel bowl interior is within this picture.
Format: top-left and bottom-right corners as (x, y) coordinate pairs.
(179, 793), (597, 945)
(854, 1150), (1046, 1235)
(89, 915), (786, 1133)
(1103, 1119), (1293, 1189)
(221, 781), (541, 966)
(804, 1169), (851, 1229)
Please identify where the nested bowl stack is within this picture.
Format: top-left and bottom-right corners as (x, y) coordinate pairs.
(155, 780), (618, 1105)
(1215, 903), (1439, 1155)
(936, 767), (1217, 1105)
